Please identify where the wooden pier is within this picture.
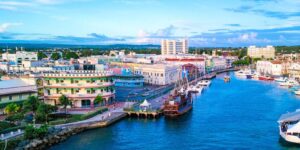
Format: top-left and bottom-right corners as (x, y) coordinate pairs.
(126, 110), (163, 118)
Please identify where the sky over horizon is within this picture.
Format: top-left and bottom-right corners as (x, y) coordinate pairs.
(0, 0), (300, 47)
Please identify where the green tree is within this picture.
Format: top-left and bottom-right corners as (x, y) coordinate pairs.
(51, 52), (61, 60)
(94, 95), (103, 106)
(24, 124), (48, 140)
(36, 103), (57, 124)
(4, 103), (20, 115)
(23, 96), (40, 119)
(59, 95), (70, 115)
(65, 51), (79, 60)
(37, 52), (47, 60)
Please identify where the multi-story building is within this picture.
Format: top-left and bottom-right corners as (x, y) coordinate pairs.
(134, 64), (179, 85)
(256, 60), (284, 76)
(0, 78), (37, 108)
(247, 46), (275, 59)
(2, 51), (38, 65)
(288, 63), (300, 78)
(161, 39), (188, 55)
(42, 70), (115, 108)
(164, 57), (206, 75)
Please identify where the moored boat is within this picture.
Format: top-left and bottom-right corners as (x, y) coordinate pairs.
(224, 75), (230, 82)
(275, 77), (288, 82)
(198, 80), (211, 86)
(163, 87), (193, 117)
(278, 110), (300, 144)
(258, 75), (274, 81)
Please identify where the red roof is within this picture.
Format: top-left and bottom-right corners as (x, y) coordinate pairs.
(165, 58), (204, 62)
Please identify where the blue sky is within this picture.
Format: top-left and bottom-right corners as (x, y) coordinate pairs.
(0, 0), (300, 47)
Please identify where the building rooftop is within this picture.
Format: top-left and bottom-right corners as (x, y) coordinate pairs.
(0, 78), (34, 89)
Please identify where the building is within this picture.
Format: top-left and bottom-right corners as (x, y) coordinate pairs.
(164, 57), (206, 75)
(161, 39), (188, 55)
(0, 78), (37, 108)
(2, 51), (38, 65)
(288, 63), (300, 78)
(256, 60), (284, 76)
(134, 64), (179, 85)
(247, 46), (275, 59)
(42, 70), (115, 108)
(112, 68), (144, 87)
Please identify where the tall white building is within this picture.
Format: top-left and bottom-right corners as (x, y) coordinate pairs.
(161, 39), (188, 55)
(247, 45), (275, 59)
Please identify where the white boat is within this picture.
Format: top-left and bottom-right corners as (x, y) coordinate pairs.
(278, 110), (300, 144)
(187, 85), (199, 93)
(195, 85), (203, 94)
(235, 69), (252, 78)
(198, 80), (211, 86)
(295, 90), (300, 95)
(280, 79), (299, 87)
(275, 77), (287, 82)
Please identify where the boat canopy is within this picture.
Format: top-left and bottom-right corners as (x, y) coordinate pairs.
(278, 110), (300, 123)
(140, 99), (151, 107)
(287, 122), (300, 133)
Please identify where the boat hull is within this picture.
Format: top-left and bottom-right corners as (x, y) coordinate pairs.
(279, 127), (300, 144)
(164, 105), (192, 118)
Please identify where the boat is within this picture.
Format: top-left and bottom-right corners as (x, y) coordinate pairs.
(195, 85), (203, 94)
(279, 79), (299, 87)
(187, 85), (199, 93)
(163, 87), (193, 117)
(235, 69), (252, 78)
(258, 75), (274, 81)
(295, 90), (300, 95)
(224, 75), (230, 82)
(275, 77), (288, 82)
(278, 110), (300, 144)
(164, 69), (193, 117)
(198, 80), (211, 86)
(141, 93), (150, 97)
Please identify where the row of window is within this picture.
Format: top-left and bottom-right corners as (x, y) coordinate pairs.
(0, 93), (32, 101)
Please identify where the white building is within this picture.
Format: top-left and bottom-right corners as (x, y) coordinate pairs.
(161, 39), (188, 55)
(247, 46), (275, 59)
(133, 64), (179, 85)
(2, 51), (38, 65)
(256, 60), (283, 76)
(288, 63), (300, 78)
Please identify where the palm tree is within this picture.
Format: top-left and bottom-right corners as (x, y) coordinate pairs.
(59, 95), (70, 115)
(23, 96), (40, 118)
(37, 103), (57, 124)
(94, 95), (103, 107)
(4, 103), (20, 115)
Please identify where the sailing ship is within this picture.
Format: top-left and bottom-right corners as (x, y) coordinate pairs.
(164, 68), (193, 117)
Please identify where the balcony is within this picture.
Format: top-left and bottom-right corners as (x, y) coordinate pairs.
(43, 82), (114, 88)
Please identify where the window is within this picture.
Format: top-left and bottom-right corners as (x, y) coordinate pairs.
(9, 96), (12, 100)
(19, 94), (22, 100)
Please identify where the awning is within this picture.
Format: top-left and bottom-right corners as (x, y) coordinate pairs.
(140, 99), (151, 107)
(278, 110), (300, 123)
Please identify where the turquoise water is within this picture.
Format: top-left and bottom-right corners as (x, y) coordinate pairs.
(51, 73), (300, 149)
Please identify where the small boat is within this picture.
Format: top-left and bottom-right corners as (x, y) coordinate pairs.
(224, 75), (230, 82)
(258, 75), (274, 81)
(279, 79), (299, 87)
(278, 110), (300, 144)
(295, 90), (300, 95)
(235, 69), (252, 78)
(275, 77), (288, 82)
(198, 80), (211, 86)
(187, 86), (199, 93)
(195, 85), (203, 94)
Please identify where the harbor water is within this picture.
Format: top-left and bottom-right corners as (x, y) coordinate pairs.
(51, 72), (300, 149)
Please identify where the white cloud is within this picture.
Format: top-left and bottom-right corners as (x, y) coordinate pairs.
(0, 23), (22, 33)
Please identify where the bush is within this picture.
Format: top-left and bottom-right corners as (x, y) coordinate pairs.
(0, 138), (22, 150)
(5, 113), (24, 122)
(0, 121), (15, 131)
(80, 107), (108, 120)
(24, 124), (48, 140)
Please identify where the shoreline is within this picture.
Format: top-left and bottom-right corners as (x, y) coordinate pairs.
(18, 68), (238, 149)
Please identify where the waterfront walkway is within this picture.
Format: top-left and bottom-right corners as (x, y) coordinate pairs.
(0, 129), (23, 141)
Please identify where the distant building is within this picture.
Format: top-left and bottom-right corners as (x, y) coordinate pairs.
(161, 39), (188, 55)
(247, 46), (275, 59)
(113, 68), (144, 87)
(2, 51), (38, 65)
